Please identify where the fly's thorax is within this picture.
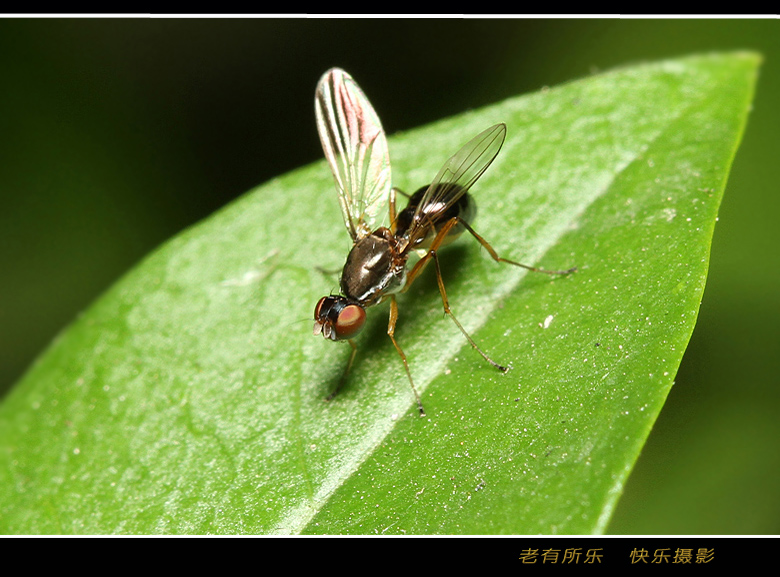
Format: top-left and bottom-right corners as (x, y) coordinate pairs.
(340, 228), (406, 305)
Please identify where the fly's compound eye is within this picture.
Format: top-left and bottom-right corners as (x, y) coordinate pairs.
(314, 296), (331, 323)
(313, 296), (335, 339)
(313, 296), (365, 341)
(333, 304), (366, 340)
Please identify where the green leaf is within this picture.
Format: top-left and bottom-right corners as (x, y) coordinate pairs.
(0, 52), (759, 534)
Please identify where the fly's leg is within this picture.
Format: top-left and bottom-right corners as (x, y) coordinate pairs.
(404, 217), (508, 372)
(403, 216), (576, 373)
(387, 295), (426, 417)
(325, 339), (358, 401)
(389, 187), (410, 235)
(460, 219), (577, 275)
(316, 265), (342, 277)
(392, 186), (411, 199)
(430, 248), (508, 371)
(389, 187), (398, 230)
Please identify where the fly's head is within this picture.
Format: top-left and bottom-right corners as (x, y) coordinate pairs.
(313, 295), (367, 341)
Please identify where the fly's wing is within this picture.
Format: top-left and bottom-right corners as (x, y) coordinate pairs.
(406, 123), (507, 246)
(315, 68), (391, 241)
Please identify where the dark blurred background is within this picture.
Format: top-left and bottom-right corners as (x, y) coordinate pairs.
(1, 18), (777, 534)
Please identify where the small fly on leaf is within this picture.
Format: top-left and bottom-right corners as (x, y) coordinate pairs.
(312, 68), (575, 416)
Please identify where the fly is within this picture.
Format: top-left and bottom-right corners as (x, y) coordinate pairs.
(312, 68), (575, 417)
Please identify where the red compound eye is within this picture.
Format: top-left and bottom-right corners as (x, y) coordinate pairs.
(314, 296), (329, 321)
(333, 304), (366, 340)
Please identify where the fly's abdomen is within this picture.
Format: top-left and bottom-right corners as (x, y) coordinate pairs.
(395, 184), (476, 250)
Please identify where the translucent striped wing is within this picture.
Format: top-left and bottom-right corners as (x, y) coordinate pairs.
(315, 68), (391, 241)
(406, 123), (506, 247)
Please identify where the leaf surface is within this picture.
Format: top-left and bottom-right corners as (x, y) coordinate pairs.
(0, 52), (759, 534)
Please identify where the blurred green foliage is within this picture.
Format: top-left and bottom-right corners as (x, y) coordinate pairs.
(1, 18), (777, 534)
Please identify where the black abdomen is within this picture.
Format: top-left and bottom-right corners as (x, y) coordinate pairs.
(394, 183), (476, 249)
